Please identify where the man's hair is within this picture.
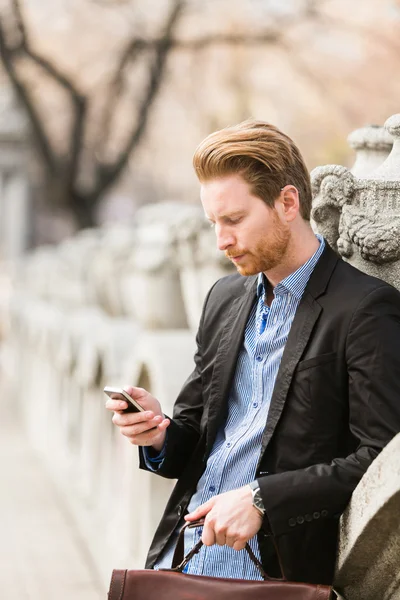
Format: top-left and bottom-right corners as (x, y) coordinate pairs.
(192, 119), (312, 220)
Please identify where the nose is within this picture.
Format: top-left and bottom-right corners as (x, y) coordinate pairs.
(216, 226), (235, 252)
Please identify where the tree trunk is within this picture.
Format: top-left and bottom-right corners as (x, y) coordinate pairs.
(69, 191), (97, 229)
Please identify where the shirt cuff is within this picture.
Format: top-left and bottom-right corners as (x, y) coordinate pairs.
(143, 434), (168, 470)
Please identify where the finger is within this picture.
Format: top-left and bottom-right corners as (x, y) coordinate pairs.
(105, 399), (129, 411)
(123, 386), (147, 400)
(112, 410), (155, 426)
(119, 415), (163, 436)
(185, 498), (214, 521)
(157, 418), (170, 431)
(232, 539), (247, 552)
(127, 426), (168, 446)
(202, 520), (216, 547)
(225, 532), (244, 550)
(215, 529), (227, 546)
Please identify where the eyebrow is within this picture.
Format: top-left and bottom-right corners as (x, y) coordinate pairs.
(207, 211), (245, 222)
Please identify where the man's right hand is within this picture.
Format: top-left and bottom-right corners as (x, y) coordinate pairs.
(105, 386), (170, 452)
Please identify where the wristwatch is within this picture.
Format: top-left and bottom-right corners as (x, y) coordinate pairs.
(248, 480), (265, 517)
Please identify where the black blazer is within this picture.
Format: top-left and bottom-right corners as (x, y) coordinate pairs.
(139, 244), (400, 584)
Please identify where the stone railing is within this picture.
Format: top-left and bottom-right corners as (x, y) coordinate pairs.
(1, 114), (400, 594)
(0, 201), (234, 588)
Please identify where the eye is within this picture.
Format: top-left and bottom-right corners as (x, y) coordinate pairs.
(227, 217), (242, 225)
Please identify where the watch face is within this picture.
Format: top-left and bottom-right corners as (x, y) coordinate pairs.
(254, 489), (265, 513)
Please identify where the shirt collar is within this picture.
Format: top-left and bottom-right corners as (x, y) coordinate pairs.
(257, 234), (325, 301)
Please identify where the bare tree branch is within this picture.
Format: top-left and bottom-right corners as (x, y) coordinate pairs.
(1, 0), (384, 229)
(11, 0), (80, 95)
(11, 0), (87, 186)
(0, 16), (58, 174)
(92, 0), (185, 198)
(99, 38), (148, 151)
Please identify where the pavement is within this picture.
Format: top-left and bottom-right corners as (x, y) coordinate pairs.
(0, 397), (105, 600)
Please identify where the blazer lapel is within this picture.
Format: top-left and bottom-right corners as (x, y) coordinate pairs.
(205, 276), (258, 453)
(258, 243), (339, 461)
(258, 292), (321, 459)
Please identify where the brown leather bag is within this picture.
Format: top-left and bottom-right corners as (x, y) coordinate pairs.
(108, 521), (334, 600)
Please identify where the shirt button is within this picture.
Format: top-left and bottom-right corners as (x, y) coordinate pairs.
(256, 355), (263, 362)
(253, 402), (258, 408)
(209, 485), (216, 492)
(226, 442), (231, 448)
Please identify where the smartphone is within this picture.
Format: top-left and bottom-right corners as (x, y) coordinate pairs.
(103, 386), (144, 413)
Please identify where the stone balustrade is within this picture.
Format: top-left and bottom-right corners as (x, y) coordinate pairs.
(0, 115), (400, 594)
(0, 201), (233, 586)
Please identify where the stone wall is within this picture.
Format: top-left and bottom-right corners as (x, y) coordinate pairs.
(0, 114), (399, 594)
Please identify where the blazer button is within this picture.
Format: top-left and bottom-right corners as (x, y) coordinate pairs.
(305, 514), (313, 522)
(313, 511), (321, 519)
(288, 518), (296, 527)
(321, 510), (328, 517)
(296, 516), (305, 524)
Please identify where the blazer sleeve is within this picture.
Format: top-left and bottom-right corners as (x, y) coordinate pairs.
(259, 284), (400, 537)
(138, 282), (216, 479)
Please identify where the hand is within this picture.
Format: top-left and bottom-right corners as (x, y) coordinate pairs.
(185, 486), (263, 551)
(105, 386), (170, 451)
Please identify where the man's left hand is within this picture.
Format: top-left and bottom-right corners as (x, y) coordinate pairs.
(185, 485), (263, 551)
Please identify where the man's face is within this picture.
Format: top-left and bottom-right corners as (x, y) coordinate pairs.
(201, 174), (291, 276)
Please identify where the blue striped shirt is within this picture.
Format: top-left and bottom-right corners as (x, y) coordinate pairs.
(152, 234), (325, 577)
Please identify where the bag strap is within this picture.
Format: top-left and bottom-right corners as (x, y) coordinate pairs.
(108, 570), (127, 600)
(171, 520), (286, 581)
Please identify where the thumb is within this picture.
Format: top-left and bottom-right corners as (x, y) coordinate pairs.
(185, 497), (215, 521)
(123, 385), (147, 399)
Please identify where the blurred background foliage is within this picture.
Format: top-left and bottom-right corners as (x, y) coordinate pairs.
(0, 0), (399, 241)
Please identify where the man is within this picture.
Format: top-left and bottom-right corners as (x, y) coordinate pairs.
(106, 120), (400, 584)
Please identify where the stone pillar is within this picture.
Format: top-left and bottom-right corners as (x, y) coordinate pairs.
(119, 203), (200, 329)
(311, 113), (400, 290)
(176, 215), (235, 331)
(334, 434), (400, 600)
(0, 86), (31, 259)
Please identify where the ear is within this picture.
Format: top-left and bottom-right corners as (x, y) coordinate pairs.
(277, 185), (300, 223)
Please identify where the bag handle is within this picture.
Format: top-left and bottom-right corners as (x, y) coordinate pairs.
(171, 519), (286, 582)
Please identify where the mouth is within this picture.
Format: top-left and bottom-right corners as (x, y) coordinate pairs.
(229, 254), (245, 263)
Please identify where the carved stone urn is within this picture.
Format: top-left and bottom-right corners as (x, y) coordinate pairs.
(347, 124), (393, 178)
(311, 114), (400, 290)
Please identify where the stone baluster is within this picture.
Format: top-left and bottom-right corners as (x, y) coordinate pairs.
(348, 124), (393, 178)
(120, 202), (192, 329)
(175, 214), (234, 332)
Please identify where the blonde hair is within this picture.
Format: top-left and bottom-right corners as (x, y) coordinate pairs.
(193, 119), (312, 220)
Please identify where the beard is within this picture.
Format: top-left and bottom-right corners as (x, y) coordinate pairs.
(225, 211), (291, 276)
